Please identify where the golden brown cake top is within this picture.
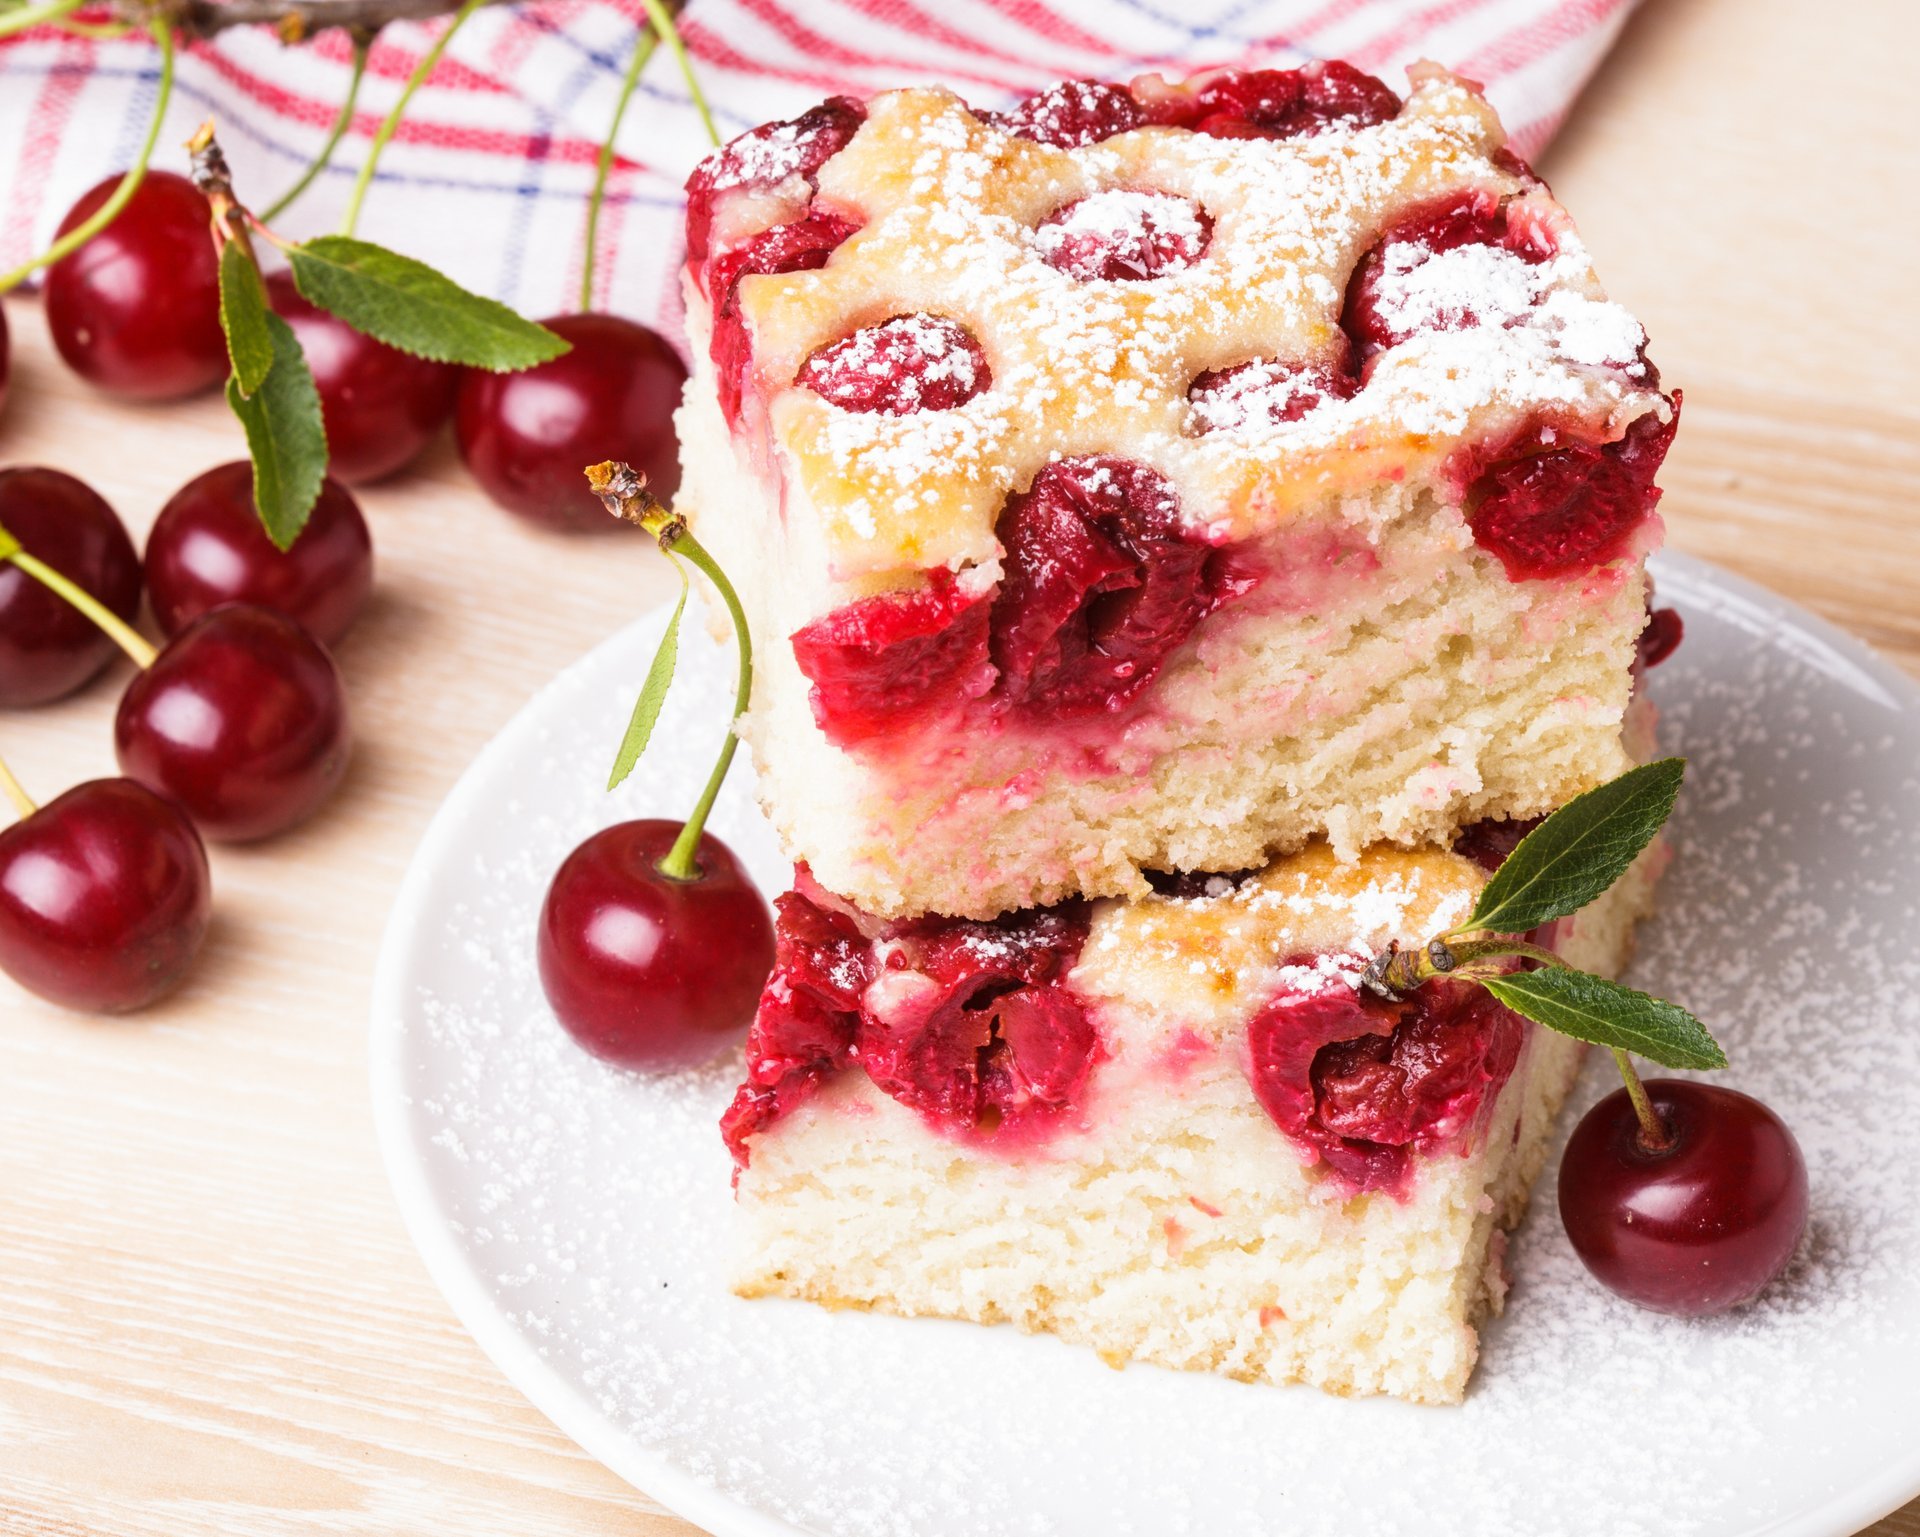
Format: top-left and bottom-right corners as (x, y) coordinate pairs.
(725, 67), (1666, 580)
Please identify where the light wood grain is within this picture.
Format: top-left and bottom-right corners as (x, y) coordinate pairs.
(2, 0), (1917, 1531)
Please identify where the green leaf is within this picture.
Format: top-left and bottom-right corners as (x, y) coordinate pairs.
(1482, 967), (1727, 1071)
(226, 311), (328, 551)
(218, 241), (274, 399)
(287, 235), (570, 371)
(1464, 758), (1686, 935)
(608, 559), (688, 792)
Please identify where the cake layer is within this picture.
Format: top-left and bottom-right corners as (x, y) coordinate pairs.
(675, 63), (1677, 919)
(727, 836), (1663, 1405)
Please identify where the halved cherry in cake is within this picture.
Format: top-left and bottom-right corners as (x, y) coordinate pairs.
(1343, 190), (1556, 361)
(991, 79), (1154, 148)
(723, 884), (1099, 1164)
(990, 456), (1246, 716)
(796, 314), (991, 415)
(1187, 61), (1401, 140)
(1186, 356), (1359, 434)
(1247, 966), (1524, 1195)
(994, 63), (1400, 149)
(1465, 403), (1679, 580)
(709, 212), (862, 426)
(685, 96), (866, 268)
(856, 904), (1096, 1138)
(790, 570), (994, 746)
(1034, 189), (1212, 282)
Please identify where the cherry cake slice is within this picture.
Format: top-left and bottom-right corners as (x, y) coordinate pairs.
(674, 62), (1677, 922)
(725, 832), (1666, 1406)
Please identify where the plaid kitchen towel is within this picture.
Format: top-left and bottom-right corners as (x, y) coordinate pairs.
(0, 0), (1644, 350)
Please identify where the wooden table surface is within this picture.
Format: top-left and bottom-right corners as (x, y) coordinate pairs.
(3, 0), (1917, 1531)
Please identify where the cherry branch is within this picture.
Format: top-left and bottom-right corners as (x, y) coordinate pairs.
(122, 0), (682, 44)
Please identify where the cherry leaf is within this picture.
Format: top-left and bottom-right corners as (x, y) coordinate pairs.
(1464, 758), (1685, 936)
(287, 235), (570, 371)
(1481, 966), (1728, 1071)
(218, 242), (274, 399)
(225, 311), (327, 551)
(608, 557), (688, 792)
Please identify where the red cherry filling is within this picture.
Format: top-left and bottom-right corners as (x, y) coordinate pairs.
(993, 64), (1399, 149)
(1247, 965), (1525, 1195)
(1343, 191), (1556, 361)
(1465, 401), (1679, 580)
(1034, 189), (1211, 282)
(685, 96), (866, 268)
(709, 212), (861, 426)
(1452, 815), (1544, 874)
(991, 79), (1153, 147)
(789, 570), (994, 746)
(796, 314), (991, 415)
(990, 456), (1242, 716)
(791, 458), (1245, 740)
(722, 883), (1096, 1165)
(1187, 357), (1359, 433)
(1188, 61), (1401, 140)
(1635, 605), (1684, 673)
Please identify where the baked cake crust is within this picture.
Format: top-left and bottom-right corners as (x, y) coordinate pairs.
(677, 62), (1676, 919)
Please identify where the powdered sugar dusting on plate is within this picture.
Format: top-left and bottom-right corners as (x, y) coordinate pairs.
(375, 553), (1920, 1537)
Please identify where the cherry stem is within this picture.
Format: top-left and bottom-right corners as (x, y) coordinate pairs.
(635, 0), (719, 148)
(261, 30), (372, 223)
(0, 16), (175, 295)
(587, 461), (752, 884)
(0, 748), (35, 822)
(0, 525), (158, 671)
(579, 17), (662, 312)
(1611, 1048), (1674, 1154)
(339, 0), (484, 238)
(0, 0), (84, 39)
(189, 122), (263, 269)
(1365, 934), (1563, 998)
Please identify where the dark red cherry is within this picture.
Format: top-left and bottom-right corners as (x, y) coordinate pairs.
(0, 302), (10, 419)
(265, 269), (458, 484)
(43, 170), (225, 400)
(455, 313), (688, 533)
(538, 819), (774, 1071)
(796, 314), (990, 415)
(0, 467), (143, 707)
(115, 605), (352, 843)
(145, 462), (373, 647)
(1559, 1079), (1809, 1316)
(0, 778), (211, 1013)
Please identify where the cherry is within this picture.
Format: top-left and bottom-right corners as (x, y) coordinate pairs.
(43, 170), (226, 400)
(1559, 1079), (1808, 1316)
(1187, 357), (1358, 433)
(542, 463), (777, 1074)
(264, 270), (458, 484)
(115, 605), (352, 843)
(1034, 189), (1212, 282)
(146, 462), (373, 647)
(0, 468), (143, 707)
(795, 314), (991, 416)
(0, 302), (10, 419)
(0, 777), (211, 1013)
(538, 819), (774, 1070)
(455, 313), (688, 532)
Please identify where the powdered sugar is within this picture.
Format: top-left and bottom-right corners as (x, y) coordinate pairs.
(375, 551), (1920, 1530)
(748, 74), (1665, 575)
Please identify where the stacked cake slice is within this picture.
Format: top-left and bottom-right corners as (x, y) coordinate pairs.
(673, 59), (1679, 1403)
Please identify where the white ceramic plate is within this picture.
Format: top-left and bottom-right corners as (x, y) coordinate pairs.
(372, 553), (1920, 1537)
